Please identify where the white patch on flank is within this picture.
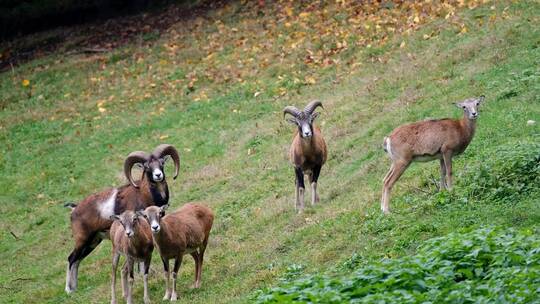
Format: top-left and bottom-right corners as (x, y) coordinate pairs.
(98, 188), (118, 219)
(385, 137), (394, 159)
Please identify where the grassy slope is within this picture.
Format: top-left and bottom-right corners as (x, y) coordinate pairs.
(0, 1), (539, 303)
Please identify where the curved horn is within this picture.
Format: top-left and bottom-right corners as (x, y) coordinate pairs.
(304, 100), (324, 115)
(283, 106), (301, 118)
(124, 151), (149, 188)
(152, 144), (180, 180)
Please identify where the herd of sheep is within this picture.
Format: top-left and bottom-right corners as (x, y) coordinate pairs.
(64, 96), (484, 303)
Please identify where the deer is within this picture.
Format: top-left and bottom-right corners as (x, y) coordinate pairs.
(381, 96), (485, 214)
(283, 100), (328, 213)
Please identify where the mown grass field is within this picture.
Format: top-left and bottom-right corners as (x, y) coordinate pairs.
(0, 1), (539, 303)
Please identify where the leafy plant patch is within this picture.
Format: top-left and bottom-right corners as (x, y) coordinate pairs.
(255, 227), (540, 303)
(443, 141), (540, 206)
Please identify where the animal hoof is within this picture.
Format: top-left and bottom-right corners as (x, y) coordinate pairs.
(171, 293), (178, 301)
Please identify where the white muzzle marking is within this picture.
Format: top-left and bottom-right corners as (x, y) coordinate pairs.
(151, 220), (161, 233)
(152, 169), (164, 182)
(301, 124), (312, 137)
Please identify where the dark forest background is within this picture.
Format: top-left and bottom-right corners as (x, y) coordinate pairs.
(0, 0), (192, 40)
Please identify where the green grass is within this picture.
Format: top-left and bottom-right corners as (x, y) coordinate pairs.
(0, 1), (539, 303)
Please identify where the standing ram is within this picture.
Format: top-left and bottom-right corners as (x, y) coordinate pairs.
(283, 100), (327, 213)
(64, 144), (180, 294)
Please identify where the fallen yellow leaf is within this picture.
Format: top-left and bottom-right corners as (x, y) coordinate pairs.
(299, 12), (310, 19)
(22, 79), (30, 87)
(305, 76), (316, 85)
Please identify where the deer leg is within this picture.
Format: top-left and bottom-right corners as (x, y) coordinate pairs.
(111, 253), (120, 304)
(439, 158), (447, 190)
(381, 164), (394, 213)
(295, 167), (305, 213)
(171, 255), (183, 301)
(121, 260), (128, 298)
(162, 257), (171, 300)
(381, 161), (409, 214)
(190, 252), (200, 288)
(126, 259), (134, 304)
(442, 150), (453, 190)
(143, 256), (151, 304)
(65, 232), (102, 294)
(311, 165), (322, 205)
(196, 240), (208, 288)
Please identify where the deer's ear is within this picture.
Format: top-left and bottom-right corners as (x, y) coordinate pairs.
(456, 102), (465, 109)
(286, 118), (297, 125)
(478, 95), (485, 104)
(311, 112), (320, 120)
(110, 214), (120, 221)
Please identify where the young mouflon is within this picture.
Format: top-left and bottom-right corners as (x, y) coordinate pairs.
(110, 210), (153, 304)
(140, 203), (214, 301)
(381, 96), (485, 214)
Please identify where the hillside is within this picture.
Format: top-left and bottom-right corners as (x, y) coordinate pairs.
(0, 0), (539, 303)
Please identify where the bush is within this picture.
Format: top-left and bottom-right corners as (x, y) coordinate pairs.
(423, 141), (540, 207)
(254, 227), (540, 303)
(462, 142), (540, 204)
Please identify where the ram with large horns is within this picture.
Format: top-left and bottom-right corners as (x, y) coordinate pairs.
(283, 100), (328, 213)
(64, 144), (180, 294)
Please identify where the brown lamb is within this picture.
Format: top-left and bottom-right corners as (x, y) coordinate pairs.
(110, 210), (154, 304)
(140, 203), (214, 301)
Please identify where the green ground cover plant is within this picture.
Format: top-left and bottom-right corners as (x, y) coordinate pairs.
(256, 227), (540, 303)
